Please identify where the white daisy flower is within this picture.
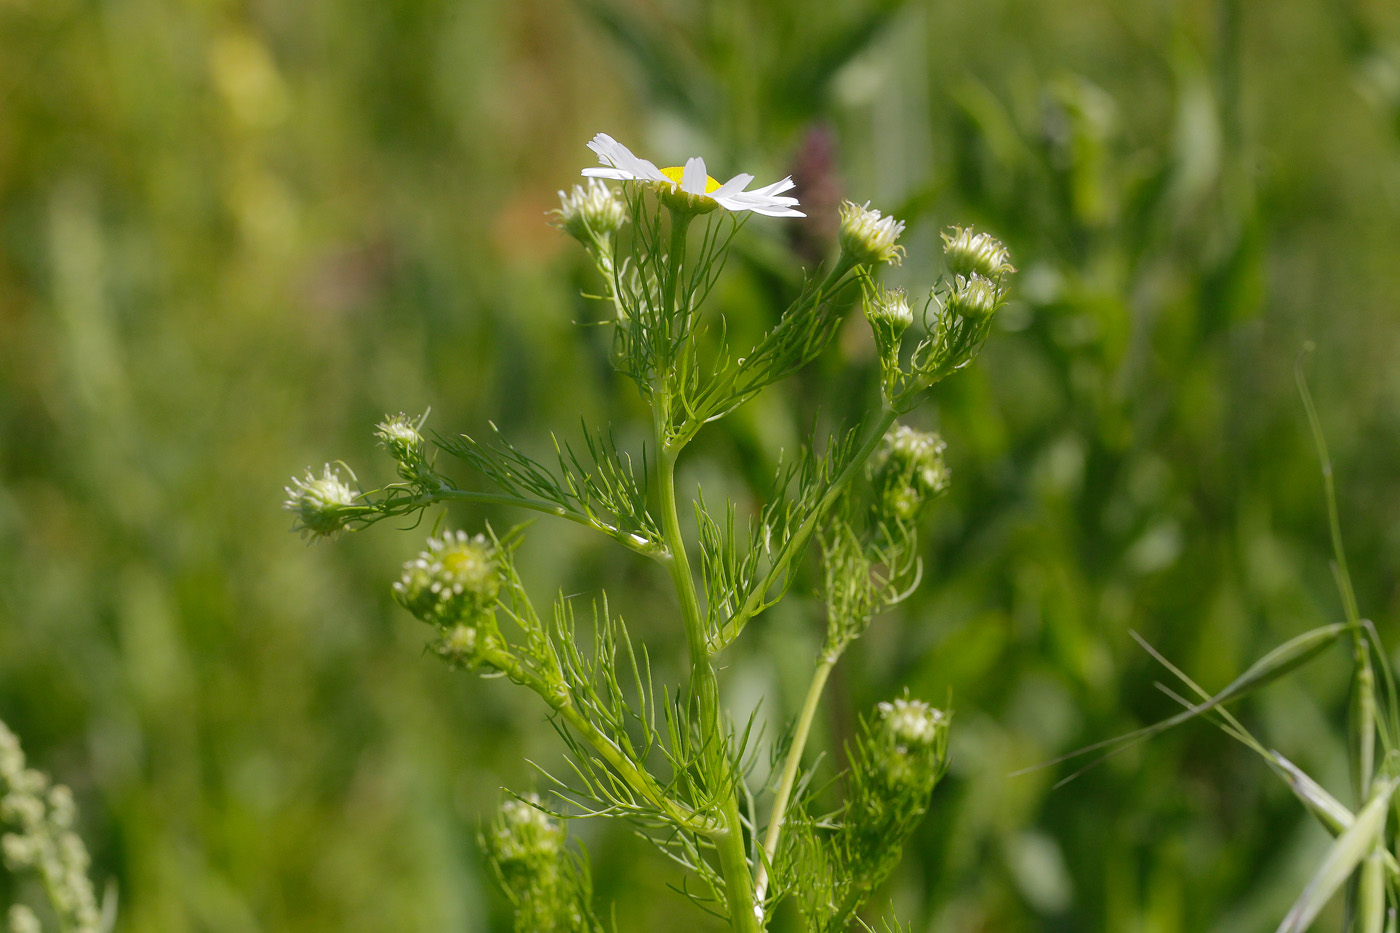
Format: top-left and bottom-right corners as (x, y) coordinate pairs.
(581, 133), (805, 218)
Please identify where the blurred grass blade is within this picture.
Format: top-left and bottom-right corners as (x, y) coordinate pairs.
(1276, 777), (1398, 933)
(1018, 623), (1352, 785)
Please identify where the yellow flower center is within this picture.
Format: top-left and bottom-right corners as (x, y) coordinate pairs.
(659, 166), (722, 194)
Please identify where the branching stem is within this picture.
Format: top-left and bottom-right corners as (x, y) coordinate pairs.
(654, 206), (762, 932)
(485, 646), (709, 834)
(375, 486), (669, 561)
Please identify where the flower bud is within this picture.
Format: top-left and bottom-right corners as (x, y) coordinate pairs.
(47, 786), (75, 829)
(376, 412), (435, 486)
(393, 530), (501, 627)
(862, 286), (913, 385)
(945, 273), (1002, 321)
(941, 226), (1014, 280)
(877, 697), (947, 750)
(487, 795), (566, 869)
(553, 179), (627, 243)
(1, 793), (44, 828)
(871, 426), (950, 523)
(2, 832), (35, 870)
(863, 285), (913, 334)
(283, 464), (360, 539)
(432, 623), (483, 669)
(8, 905), (42, 933)
(872, 696), (950, 790)
(839, 201), (905, 266)
(0, 724), (23, 779)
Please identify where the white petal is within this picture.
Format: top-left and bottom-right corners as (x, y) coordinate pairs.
(747, 176), (796, 197)
(587, 133), (629, 167)
(629, 157), (667, 183)
(710, 173), (754, 199)
(582, 167), (635, 180)
(681, 157), (708, 195)
(746, 203), (806, 217)
(587, 134), (666, 183)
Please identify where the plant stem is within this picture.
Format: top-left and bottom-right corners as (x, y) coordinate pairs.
(657, 442), (761, 931)
(377, 486), (669, 560)
(655, 206), (761, 931)
(753, 655), (836, 904)
(486, 648), (707, 834)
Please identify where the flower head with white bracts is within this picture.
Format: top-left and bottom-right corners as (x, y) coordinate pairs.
(582, 133), (805, 218)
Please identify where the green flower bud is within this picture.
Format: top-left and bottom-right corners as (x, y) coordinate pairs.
(46, 786), (75, 829)
(871, 426), (950, 523)
(877, 697), (947, 751)
(488, 795), (566, 868)
(393, 530), (501, 627)
(945, 273), (1002, 321)
(553, 179), (628, 243)
(9, 905), (42, 933)
(432, 623), (483, 669)
(376, 412), (436, 486)
(2, 832), (35, 870)
(1, 792), (44, 828)
(941, 226), (1014, 280)
(0, 724), (23, 778)
(872, 696), (950, 790)
(863, 285), (913, 336)
(283, 464), (360, 539)
(839, 200), (906, 266)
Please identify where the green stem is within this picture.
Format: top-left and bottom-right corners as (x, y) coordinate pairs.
(753, 655), (836, 904)
(372, 487), (669, 561)
(555, 698), (709, 833)
(651, 203), (760, 927)
(664, 211), (694, 365)
(486, 647), (708, 834)
(657, 442), (762, 931)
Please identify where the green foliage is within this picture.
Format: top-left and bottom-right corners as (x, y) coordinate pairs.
(2, 0), (1398, 930)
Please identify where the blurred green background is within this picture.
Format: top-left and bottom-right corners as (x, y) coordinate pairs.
(2, 0), (1399, 929)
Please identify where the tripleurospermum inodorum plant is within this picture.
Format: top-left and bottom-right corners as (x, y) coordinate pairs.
(284, 133), (1015, 931)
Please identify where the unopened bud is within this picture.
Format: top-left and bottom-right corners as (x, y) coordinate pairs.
(8, 905), (41, 933)
(0, 724), (23, 779)
(433, 623), (483, 669)
(554, 179), (627, 244)
(945, 273), (1002, 321)
(393, 530), (501, 627)
(877, 697), (946, 750)
(839, 201), (905, 266)
(283, 465), (360, 539)
(376, 412), (435, 485)
(488, 795), (565, 868)
(871, 426), (950, 522)
(864, 285), (913, 334)
(2, 833), (35, 870)
(941, 226), (1013, 280)
(872, 696), (949, 790)
(47, 786), (75, 829)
